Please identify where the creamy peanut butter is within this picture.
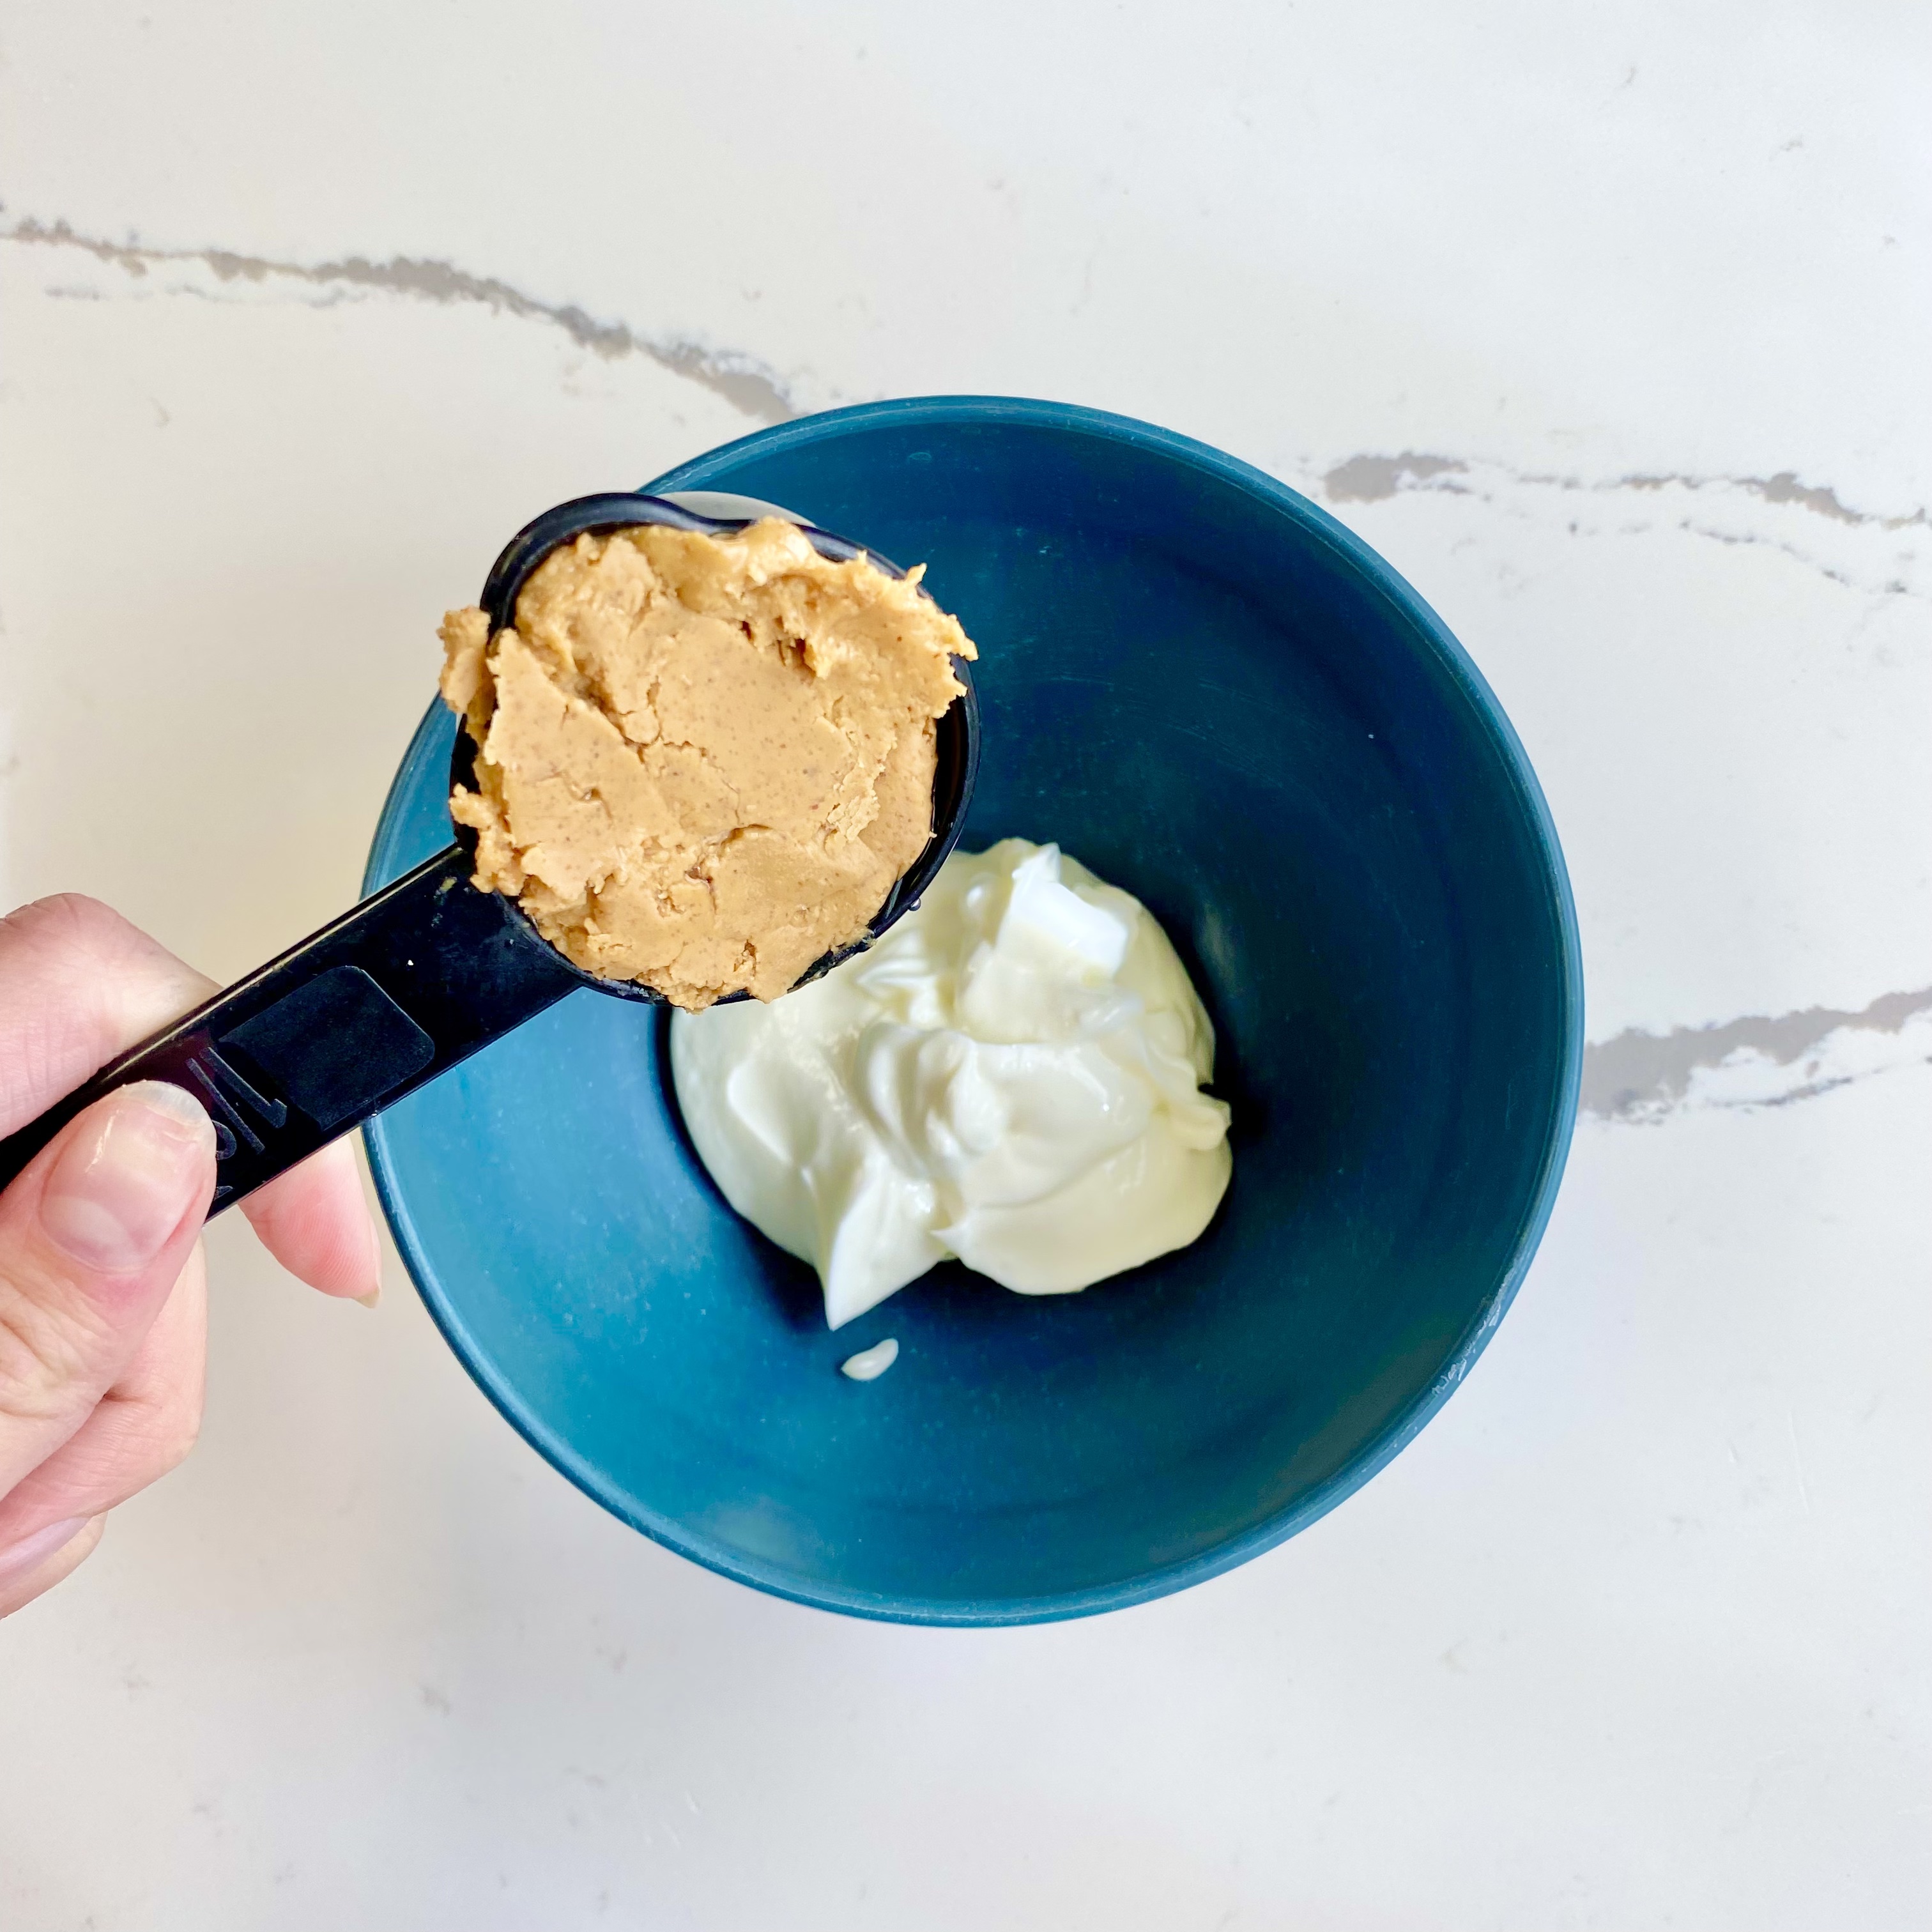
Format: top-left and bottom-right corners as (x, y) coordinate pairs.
(438, 518), (974, 1009)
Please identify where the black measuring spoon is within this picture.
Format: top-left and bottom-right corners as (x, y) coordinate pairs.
(0, 492), (981, 1213)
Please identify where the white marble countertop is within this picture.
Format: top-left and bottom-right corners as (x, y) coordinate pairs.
(2, 5), (1926, 1927)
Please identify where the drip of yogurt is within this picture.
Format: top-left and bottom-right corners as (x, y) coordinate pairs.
(839, 1338), (900, 1381)
(670, 839), (1234, 1330)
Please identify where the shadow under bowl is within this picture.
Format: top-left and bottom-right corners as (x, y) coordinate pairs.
(363, 397), (1583, 1625)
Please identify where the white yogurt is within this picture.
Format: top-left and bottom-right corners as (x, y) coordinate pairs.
(839, 1338), (900, 1381)
(670, 839), (1234, 1330)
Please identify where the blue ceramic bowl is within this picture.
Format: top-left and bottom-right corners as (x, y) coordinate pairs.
(364, 398), (1582, 1625)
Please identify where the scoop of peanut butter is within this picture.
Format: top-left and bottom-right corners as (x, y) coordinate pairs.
(437, 518), (974, 1010)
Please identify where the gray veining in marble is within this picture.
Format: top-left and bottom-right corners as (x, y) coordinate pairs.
(1324, 447), (1925, 531)
(1582, 985), (1932, 1123)
(1, 214), (797, 425)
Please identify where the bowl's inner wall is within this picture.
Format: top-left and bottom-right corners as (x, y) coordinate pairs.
(369, 415), (1570, 1612)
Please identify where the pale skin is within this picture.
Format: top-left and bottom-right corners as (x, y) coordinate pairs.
(0, 894), (381, 1618)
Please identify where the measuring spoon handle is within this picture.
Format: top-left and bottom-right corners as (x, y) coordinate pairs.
(0, 845), (580, 1214)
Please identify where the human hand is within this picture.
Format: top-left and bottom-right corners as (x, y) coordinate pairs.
(0, 894), (381, 1616)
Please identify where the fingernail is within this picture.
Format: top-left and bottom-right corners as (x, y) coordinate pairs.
(0, 1516), (89, 1588)
(40, 1082), (215, 1273)
(353, 1286), (381, 1309)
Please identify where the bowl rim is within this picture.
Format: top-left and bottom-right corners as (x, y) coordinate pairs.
(363, 394), (1585, 1627)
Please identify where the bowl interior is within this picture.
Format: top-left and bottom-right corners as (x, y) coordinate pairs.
(365, 399), (1580, 1624)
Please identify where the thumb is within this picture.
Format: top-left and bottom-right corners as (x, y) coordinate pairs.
(0, 1082), (214, 1494)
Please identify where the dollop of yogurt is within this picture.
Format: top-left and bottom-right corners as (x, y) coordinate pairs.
(670, 839), (1234, 1329)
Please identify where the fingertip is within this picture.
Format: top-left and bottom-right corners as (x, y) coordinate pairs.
(0, 1512), (106, 1620)
(36, 1082), (215, 1278)
(240, 1137), (383, 1300)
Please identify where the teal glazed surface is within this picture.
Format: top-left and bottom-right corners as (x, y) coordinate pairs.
(363, 397), (1583, 1625)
